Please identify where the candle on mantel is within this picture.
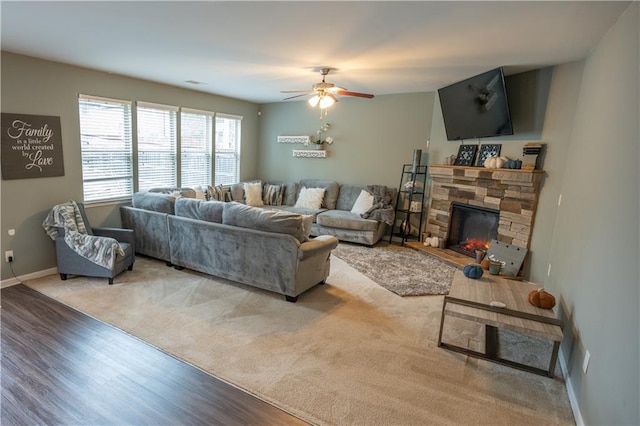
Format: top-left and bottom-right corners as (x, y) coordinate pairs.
(412, 149), (422, 174)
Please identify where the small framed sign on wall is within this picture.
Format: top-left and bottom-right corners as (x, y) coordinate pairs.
(1, 113), (65, 180)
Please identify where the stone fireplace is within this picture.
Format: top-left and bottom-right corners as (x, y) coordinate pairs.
(426, 165), (544, 257)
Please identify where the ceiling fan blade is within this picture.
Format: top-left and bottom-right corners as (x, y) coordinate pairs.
(326, 86), (346, 93)
(283, 92), (312, 100)
(335, 90), (375, 99)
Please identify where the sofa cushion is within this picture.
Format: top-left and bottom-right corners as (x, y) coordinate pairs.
(132, 192), (177, 214)
(174, 197), (225, 223)
(199, 200), (225, 223)
(276, 206), (327, 221)
(336, 184), (365, 211)
(281, 181), (299, 206)
(229, 183), (244, 202)
(316, 210), (380, 232)
(295, 187), (325, 209)
(222, 202), (311, 242)
(299, 179), (340, 209)
(174, 197), (201, 219)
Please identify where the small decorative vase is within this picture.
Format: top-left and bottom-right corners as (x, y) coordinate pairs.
(315, 143), (324, 150)
(489, 261), (502, 275)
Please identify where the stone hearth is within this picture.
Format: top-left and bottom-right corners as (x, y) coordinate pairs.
(427, 165), (544, 250)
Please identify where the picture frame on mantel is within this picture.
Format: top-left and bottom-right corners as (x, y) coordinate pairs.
(454, 144), (478, 166)
(476, 144), (502, 167)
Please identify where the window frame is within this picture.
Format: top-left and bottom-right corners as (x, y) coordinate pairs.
(78, 94), (134, 204)
(214, 113), (242, 186)
(180, 107), (215, 188)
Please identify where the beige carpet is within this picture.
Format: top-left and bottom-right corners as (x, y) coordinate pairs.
(24, 256), (575, 425)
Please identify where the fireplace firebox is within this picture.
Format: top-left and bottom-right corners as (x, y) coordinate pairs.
(447, 203), (499, 257)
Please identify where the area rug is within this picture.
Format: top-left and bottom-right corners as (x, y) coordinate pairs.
(332, 241), (457, 296)
(23, 256), (575, 426)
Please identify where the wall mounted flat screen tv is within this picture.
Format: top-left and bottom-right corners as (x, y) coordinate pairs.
(438, 67), (513, 141)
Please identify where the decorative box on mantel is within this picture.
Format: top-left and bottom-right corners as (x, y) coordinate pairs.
(292, 150), (326, 158)
(427, 165), (545, 250)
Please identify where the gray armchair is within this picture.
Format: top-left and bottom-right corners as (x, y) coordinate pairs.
(54, 203), (135, 284)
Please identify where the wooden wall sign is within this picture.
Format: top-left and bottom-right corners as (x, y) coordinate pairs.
(1, 113), (65, 180)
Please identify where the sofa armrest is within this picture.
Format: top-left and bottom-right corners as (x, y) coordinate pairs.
(298, 235), (339, 260)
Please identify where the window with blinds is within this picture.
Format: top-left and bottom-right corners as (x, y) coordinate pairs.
(78, 95), (133, 203)
(215, 114), (242, 186)
(137, 102), (178, 191)
(181, 108), (213, 188)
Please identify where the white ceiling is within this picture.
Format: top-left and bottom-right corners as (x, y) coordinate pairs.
(0, 1), (631, 104)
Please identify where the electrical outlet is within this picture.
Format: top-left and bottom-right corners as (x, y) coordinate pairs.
(583, 350), (591, 374)
(5, 250), (14, 263)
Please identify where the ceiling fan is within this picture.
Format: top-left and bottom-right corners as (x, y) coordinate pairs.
(281, 68), (374, 114)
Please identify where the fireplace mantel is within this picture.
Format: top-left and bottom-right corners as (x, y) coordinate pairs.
(427, 165), (544, 250)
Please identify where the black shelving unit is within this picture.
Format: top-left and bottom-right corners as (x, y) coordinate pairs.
(389, 164), (427, 245)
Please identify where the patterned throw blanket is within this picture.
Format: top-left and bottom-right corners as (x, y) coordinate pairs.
(362, 185), (396, 226)
(42, 201), (124, 270)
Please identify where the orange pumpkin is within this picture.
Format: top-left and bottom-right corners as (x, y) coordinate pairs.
(528, 288), (556, 309)
(480, 259), (491, 270)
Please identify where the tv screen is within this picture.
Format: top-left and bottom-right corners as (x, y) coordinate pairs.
(438, 67), (513, 141)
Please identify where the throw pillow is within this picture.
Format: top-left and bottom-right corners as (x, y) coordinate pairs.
(294, 187), (325, 210)
(207, 184), (225, 201)
(206, 185), (214, 201)
(244, 182), (264, 207)
(351, 190), (374, 215)
(263, 183), (283, 206)
(194, 186), (206, 201)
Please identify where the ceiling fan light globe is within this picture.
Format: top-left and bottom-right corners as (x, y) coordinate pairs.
(319, 94), (337, 109)
(308, 95), (320, 107)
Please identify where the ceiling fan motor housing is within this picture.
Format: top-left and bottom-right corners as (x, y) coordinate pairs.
(313, 81), (335, 91)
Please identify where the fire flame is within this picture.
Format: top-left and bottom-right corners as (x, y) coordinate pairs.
(461, 239), (490, 252)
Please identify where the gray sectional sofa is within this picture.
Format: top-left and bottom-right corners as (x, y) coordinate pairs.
(121, 192), (338, 302)
(120, 179), (395, 301)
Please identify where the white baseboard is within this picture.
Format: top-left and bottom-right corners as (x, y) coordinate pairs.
(559, 347), (585, 426)
(1, 267), (58, 288)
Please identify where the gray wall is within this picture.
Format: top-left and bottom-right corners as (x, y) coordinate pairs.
(258, 92), (434, 188)
(1, 52), (259, 281)
(548, 3), (639, 425)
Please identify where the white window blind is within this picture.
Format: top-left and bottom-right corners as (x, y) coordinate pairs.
(78, 94), (133, 203)
(181, 108), (213, 188)
(137, 102), (178, 191)
(215, 114), (242, 185)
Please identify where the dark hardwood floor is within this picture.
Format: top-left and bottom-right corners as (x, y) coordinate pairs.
(1, 284), (307, 425)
